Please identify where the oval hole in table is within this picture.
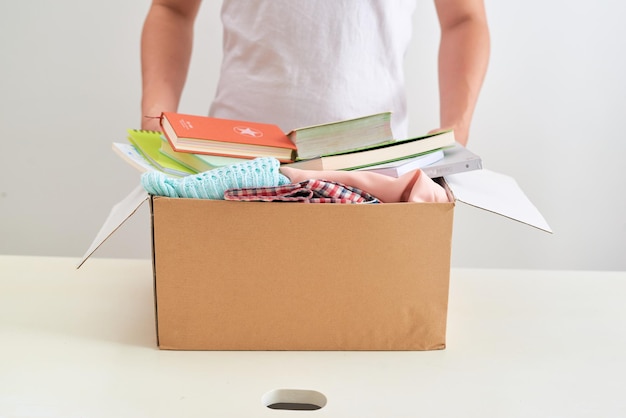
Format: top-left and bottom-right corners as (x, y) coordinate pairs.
(262, 388), (327, 411)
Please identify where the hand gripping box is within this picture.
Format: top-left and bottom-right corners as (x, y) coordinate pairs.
(79, 169), (550, 350)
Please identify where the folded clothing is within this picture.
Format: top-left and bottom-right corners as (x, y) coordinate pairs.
(141, 157), (290, 199)
(224, 179), (381, 204)
(279, 166), (449, 203)
(141, 156), (448, 204)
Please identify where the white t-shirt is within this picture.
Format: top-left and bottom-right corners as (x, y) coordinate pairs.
(209, 1), (416, 139)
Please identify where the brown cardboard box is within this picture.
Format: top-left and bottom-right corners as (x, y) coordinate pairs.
(79, 169), (551, 351)
(152, 196), (454, 350)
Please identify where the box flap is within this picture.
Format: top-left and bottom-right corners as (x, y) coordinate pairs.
(77, 185), (150, 268)
(445, 169), (552, 233)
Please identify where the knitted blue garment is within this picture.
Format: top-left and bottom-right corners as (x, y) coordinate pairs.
(141, 157), (291, 199)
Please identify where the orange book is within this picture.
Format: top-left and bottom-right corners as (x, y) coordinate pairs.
(160, 112), (297, 162)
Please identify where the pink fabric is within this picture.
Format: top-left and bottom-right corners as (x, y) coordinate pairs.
(279, 167), (449, 203)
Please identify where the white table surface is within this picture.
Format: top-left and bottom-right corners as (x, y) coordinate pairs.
(1, 255), (625, 417)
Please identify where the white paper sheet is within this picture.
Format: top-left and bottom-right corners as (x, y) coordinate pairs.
(445, 169), (552, 233)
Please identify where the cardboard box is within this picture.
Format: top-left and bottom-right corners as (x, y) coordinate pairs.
(79, 169), (551, 351)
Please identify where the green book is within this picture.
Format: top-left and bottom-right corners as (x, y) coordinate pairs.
(126, 129), (196, 177)
(287, 112), (393, 160)
(283, 129), (456, 171)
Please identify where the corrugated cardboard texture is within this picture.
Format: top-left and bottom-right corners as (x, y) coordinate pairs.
(152, 197), (454, 350)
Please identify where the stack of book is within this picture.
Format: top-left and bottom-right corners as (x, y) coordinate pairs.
(283, 129), (456, 171)
(113, 111), (481, 179)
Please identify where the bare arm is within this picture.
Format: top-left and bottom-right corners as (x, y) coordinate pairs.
(434, 0), (490, 146)
(140, 0), (202, 131)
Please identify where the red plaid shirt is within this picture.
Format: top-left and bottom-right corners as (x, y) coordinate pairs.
(224, 179), (381, 204)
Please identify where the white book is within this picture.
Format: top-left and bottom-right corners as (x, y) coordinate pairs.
(112, 142), (152, 173)
(112, 142), (189, 177)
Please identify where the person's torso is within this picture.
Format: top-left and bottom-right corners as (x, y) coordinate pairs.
(210, 0), (416, 138)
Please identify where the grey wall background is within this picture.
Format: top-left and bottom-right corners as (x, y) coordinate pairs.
(1, 1), (624, 270)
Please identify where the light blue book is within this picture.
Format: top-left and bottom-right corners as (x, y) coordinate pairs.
(356, 149), (445, 177)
